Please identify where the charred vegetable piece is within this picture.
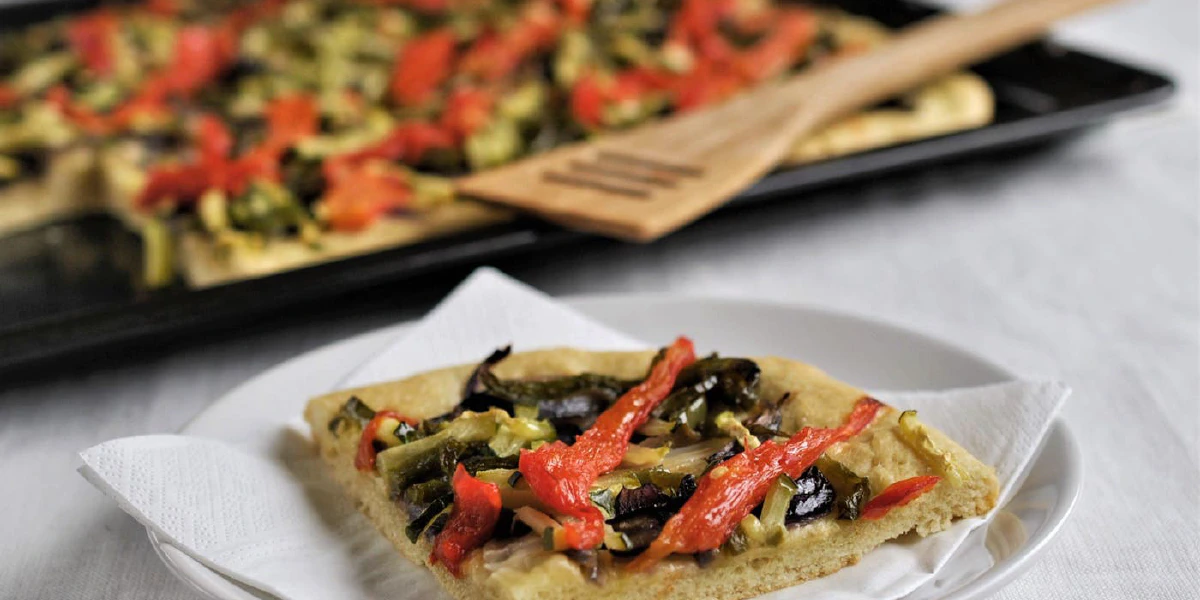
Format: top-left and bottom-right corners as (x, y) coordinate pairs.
(785, 465), (836, 524)
(745, 394), (787, 440)
(406, 495), (452, 543)
(376, 415), (498, 498)
(609, 513), (666, 556)
(328, 396), (376, 435)
(703, 439), (744, 471)
(817, 457), (871, 521)
(613, 475), (697, 518)
(481, 370), (634, 407)
(463, 346), (512, 399)
(423, 509), (452, 542)
(404, 478), (453, 507)
(461, 453), (520, 474)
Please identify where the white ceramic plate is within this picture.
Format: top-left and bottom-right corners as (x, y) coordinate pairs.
(148, 296), (1082, 600)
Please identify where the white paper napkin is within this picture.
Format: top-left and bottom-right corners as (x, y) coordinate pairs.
(79, 268), (1069, 600)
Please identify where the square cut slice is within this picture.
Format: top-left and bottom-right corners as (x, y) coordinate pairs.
(305, 349), (999, 600)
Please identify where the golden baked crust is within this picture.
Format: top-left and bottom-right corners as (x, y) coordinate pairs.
(786, 13), (994, 164)
(0, 147), (101, 237)
(305, 349), (999, 600)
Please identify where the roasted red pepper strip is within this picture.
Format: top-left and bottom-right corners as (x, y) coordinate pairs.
(628, 396), (884, 571)
(520, 337), (696, 549)
(736, 8), (818, 82)
(431, 464), (502, 577)
(162, 25), (237, 97)
(0, 84), (20, 109)
(67, 10), (118, 77)
(440, 86), (495, 142)
(390, 29), (457, 107)
(569, 73), (608, 129)
(355, 410), (417, 471)
(261, 94), (319, 154)
(134, 164), (213, 209)
(860, 475), (941, 521)
(196, 114), (234, 168)
(321, 165), (413, 231)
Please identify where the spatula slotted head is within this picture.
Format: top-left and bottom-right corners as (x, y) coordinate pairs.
(458, 0), (1117, 242)
(456, 91), (806, 242)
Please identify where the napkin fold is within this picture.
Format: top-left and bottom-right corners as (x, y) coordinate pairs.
(79, 268), (1070, 600)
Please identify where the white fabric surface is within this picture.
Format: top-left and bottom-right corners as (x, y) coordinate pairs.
(73, 269), (1069, 600)
(0, 0), (1196, 598)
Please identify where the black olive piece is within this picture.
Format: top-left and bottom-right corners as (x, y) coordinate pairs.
(536, 390), (615, 420)
(613, 475), (697, 519)
(280, 149), (327, 205)
(406, 496), (452, 543)
(219, 58), (267, 85)
(608, 514), (666, 556)
(554, 422), (584, 445)
(11, 149), (49, 178)
(786, 466), (836, 525)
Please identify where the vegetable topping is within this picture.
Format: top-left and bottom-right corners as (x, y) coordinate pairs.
(860, 475), (941, 521)
(356, 410), (418, 471)
(519, 336), (696, 549)
(430, 464), (503, 577)
(324, 341), (960, 579)
(627, 396), (884, 571)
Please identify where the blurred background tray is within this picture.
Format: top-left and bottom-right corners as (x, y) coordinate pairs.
(0, 0), (1174, 374)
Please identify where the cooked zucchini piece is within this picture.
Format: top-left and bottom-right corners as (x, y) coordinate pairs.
(465, 118), (522, 170)
(759, 474), (798, 538)
(141, 218), (175, 288)
(897, 410), (966, 486)
(554, 29), (592, 88)
(12, 52), (75, 94)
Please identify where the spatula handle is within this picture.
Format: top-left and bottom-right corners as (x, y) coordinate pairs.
(771, 0), (1122, 138)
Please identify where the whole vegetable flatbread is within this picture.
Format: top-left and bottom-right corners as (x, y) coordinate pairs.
(305, 347), (998, 600)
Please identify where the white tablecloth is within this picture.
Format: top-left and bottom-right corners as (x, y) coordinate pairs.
(0, 0), (1196, 598)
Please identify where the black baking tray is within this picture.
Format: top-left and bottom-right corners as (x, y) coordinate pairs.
(0, 0), (1175, 373)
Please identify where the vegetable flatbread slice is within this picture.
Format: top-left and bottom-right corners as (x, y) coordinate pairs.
(305, 346), (998, 600)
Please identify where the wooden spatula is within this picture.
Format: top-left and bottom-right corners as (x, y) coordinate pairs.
(457, 0), (1119, 241)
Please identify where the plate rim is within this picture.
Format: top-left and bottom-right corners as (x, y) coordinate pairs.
(147, 294), (1083, 600)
